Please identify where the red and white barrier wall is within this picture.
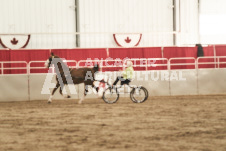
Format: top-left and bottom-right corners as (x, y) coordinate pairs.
(0, 45), (226, 102)
(1, 45), (226, 73)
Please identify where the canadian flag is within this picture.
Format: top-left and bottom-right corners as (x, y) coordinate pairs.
(0, 34), (30, 49)
(113, 33), (142, 47)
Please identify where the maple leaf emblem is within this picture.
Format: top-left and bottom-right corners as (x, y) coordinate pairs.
(125, 37), (131, 43)
(11, 38), (18, 45)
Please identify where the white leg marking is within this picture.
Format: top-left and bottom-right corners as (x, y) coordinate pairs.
(78, 95), (84, 104)
(48, 95), (53, 103)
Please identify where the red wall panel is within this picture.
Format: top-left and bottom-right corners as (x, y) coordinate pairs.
(0, 50), (10, 61)
(51, 48), (107, 61)
(163, 47), (197, 58)
(0, 50), (10, 74)
(198, 46), (215, 68)
(143, 47), (162, 58)
(9, 49), (50, 73)
(163, 47), (197, 69)
(9, 49), (50, 62)
(215, 45), (226, 68)
(215, 45), (226, 56)
(143, 47), (165, 70)
(203, 46), (214, 56)
(108, 47), (144, 59)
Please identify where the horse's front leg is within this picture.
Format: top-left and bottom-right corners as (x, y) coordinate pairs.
(59, 85), (71, 98)
(48, 83), (60, 103)
(92, 82), (104, 98)
(78, 84), (89, 104)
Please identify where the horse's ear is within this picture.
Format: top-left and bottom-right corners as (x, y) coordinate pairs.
(94, 63), (99, 67)
(93, 63), (99, 72)
(51, 52), (55, 58)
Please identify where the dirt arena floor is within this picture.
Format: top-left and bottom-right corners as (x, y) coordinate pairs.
(0, 95), (226, 151)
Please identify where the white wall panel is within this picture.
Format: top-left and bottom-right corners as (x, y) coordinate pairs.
(200, 0), (226, 14)
(199, 0), (226, 44)
(1, 68), (226, 102)
(0, 75), (29, 102)
(79, 0), (173, 47)
(198, 69), (226, 94)
(170, 70), (198, 95)
(29, 74), (79, 101)
(132, 71), (171, 96)
(0, 0), (204, 48)
(0, 0), (76, 48)
(177, 0), (199, 45)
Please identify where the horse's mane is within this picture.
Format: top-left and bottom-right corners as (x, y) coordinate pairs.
(50, 54), (70, 74)
(57, 58), (68, 69)
(50, 53), (99, 74)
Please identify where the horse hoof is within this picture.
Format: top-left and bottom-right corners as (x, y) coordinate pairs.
(67, 95), (71, 98)
(47, 101), (51, 104)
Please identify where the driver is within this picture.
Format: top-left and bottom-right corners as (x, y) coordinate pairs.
(112, 60), (134, 87)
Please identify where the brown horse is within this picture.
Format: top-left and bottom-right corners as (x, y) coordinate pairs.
(45, 53), (99, 104)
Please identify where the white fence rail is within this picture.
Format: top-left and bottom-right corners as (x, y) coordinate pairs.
(1, 56), (226, 75)
(27, 60), (78, 74)
(197, 56), (226, 69)
(0, 61), (27, 74)
(169, 57), (196, 70)
(123, 58), (169, 70)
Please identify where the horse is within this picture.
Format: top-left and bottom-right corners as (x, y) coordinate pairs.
(44, 53), (99, 104)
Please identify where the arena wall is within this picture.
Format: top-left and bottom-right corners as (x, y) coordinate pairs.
(198, 69), (226, 94)
(0, 69), (226, 102)
(170, 70), (198, 95)
(0, 74), (29, 102)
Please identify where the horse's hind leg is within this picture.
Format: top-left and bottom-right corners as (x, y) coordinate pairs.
(59, 85), (71, 98)
(48, 83), (60, 103)
(78, 84), (89, 104)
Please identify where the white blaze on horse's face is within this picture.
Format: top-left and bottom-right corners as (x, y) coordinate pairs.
(44, 59), (50, 68)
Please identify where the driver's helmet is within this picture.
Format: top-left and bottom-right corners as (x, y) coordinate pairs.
(126, 60), (133, 67)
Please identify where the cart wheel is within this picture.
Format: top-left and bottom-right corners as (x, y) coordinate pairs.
(130, 86), (148, 103)
(102, 87), (119, 104)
